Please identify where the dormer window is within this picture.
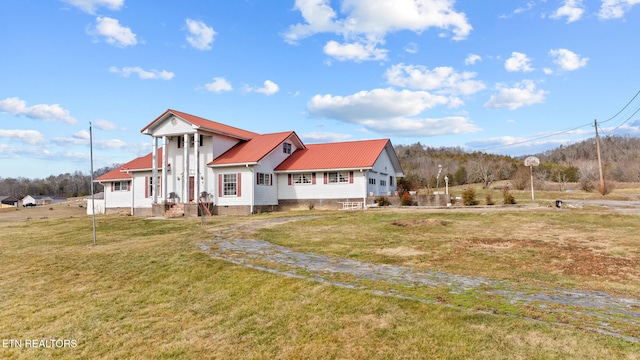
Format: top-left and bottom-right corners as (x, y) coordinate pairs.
(283, 142), (292, 154)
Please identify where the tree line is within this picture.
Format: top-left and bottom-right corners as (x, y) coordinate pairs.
(395, 135), (640, 194)
(1, 135), (638, 198)
(0, 166), (119, 199)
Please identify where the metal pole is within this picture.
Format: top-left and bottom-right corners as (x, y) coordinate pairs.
(595, 119), (606, 195)
(530, 165), (534, 200)
(90, 122), (97, 245)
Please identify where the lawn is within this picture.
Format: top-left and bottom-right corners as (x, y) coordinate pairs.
(0, 213), (638, 359)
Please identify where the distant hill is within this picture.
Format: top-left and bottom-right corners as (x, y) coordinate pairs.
(394, 135), (640, 192)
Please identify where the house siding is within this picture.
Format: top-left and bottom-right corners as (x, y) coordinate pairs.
(277, 170), (366, 200)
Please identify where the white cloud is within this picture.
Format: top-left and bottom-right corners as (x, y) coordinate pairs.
(93, 16), (137, 47)
(323, 40), (387, 62)
(300, 131), (353, 143)
(0, 129), (46, 144)
(307, 87), (480, 137)
(484, 80), (547, 110)
(96, 139), (127, 149)
(0, 97), (77, 124)
(465, 53), (482, 66)
(284, 0), (472, 62)
(404, 42), (418, 54)
(308, 88), (449, 121)
(505, 52), (534, 72)
(513, 1), (536, 14)
(52, 130), (91, 146)
(204, 77), (233, 93)
(61, 0), (124, 14)
(549, 48), (588, 71)
(248, 80), (280, 95)
(94, 119), (124, 131)
(599, 0), (640, 19)
(185, 19), (216, 50)
(551, 0), (585, 23)
(385, 63), (485, 98)
(109, 66), (174, 80)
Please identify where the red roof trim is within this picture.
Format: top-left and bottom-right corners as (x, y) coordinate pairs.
(140, 109), (259, 140)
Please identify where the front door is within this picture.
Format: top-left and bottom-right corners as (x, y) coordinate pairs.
(189, 176), (195, 202)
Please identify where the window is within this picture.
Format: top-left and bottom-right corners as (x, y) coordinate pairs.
(329, 172), (349, 184)
(380, 179), (387, 187)
(113, 181), (129, 191)
(283, 142), (292, 154)
(368, 178), (376, 185)
(223, 174), (237, 196)
(190, 134), (204, 147)
(292, 173), (312, 184)
(257, 172), (271, 186)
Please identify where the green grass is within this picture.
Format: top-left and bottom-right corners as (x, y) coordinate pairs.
(0, 215), (638, 359)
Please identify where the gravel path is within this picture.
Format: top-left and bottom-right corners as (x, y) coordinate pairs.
(199, 216), (640, 342)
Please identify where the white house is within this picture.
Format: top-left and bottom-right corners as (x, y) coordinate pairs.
(21, 195), (67, 206)
(95, 109), (404, 216)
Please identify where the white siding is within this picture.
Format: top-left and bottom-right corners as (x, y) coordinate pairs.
(214, 167), (253, 206)
(366, 149), (399, 196)
(277, 171), (366, 200)
(103, 181), (133, 208)
(150, 116), (195, 137)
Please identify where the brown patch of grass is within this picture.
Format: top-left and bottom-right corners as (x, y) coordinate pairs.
(376, 246), (427, 257)
(391, 218), (450, 227)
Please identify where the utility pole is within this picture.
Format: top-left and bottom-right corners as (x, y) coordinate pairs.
(594, 119), (605, 195)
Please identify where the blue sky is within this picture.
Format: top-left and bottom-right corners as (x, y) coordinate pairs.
(1, 0), (640, 178)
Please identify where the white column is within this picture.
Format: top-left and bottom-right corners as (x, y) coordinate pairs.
(152, 136), (158, 203)
(194, 133), (200, 205)
(183, 134), (190, 202)
(162, 136), (168, 202)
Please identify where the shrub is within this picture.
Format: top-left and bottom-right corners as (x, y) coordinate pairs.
(401, 192), (413, 206)
(502, 188), (516, 204)
(485, 194), (495, 206)
(376, 196), (390, 206)
(462, 186), (479, 206)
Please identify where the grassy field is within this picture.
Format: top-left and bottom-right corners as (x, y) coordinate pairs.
(0, 203), (639, 358)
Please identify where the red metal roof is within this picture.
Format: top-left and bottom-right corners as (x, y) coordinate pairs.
(141, 109), (259, 140)
(95, 164), (131, 181)
(95, 148), (167, 181)
(209, 132), (301, 166)
(275, 139), (391, 171)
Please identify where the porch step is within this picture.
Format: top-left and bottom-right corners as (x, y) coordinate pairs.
(164, 203), (185, 217)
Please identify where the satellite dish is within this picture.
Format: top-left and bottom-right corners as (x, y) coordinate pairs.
(524, 156), (540, 167)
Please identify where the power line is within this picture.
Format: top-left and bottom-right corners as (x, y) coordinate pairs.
(477, 90), (640, 152)
(599, 90), (640, 124)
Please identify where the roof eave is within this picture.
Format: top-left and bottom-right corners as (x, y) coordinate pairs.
(274, 167), (373, 174)
(208, 162), (259, 168)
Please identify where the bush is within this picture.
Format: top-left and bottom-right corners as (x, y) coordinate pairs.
(485, 194), (494, 205)
(401, 192), (414, 206)
(375, 196), (390, 206)
(462, 186), (479, 206)
(502, 188), (516, 204)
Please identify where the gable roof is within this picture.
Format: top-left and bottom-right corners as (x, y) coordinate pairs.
(95, 164), (131, 182)
(95, 148), (166, 181)
(209, 131), (304, 167)
(141, 109), (258, 140)
(275, 139), (402, 174)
